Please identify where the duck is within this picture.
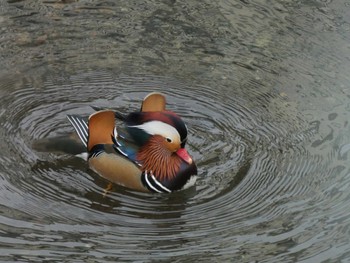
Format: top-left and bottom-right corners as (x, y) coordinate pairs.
(66, 92), (197, 193)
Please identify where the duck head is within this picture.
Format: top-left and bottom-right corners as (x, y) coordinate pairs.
(126, 111), (193, 176)
(119, 93), (197, 191)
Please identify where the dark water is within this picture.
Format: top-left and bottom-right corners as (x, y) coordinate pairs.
(1, 0), (350, 262)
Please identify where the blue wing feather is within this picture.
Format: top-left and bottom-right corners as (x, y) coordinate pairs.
(110, 124), (140, 164)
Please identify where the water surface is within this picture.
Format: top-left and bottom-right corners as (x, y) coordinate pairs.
(1, 0), (350, 262)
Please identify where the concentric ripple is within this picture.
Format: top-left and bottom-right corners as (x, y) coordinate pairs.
(0, 71), (349, 262)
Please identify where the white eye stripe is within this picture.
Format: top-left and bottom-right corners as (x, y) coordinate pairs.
(131, 121), (180, 142)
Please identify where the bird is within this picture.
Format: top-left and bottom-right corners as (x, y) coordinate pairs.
(66, 92), (197, 193)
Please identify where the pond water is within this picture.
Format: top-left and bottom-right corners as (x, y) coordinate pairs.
(1, 0), (350, 262)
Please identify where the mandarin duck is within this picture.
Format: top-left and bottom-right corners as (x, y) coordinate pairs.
(66, 92), (197, 193)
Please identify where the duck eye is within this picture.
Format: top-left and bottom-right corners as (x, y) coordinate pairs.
(166, 137), (172, 143)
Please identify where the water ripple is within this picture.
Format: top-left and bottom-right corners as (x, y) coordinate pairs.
(0, 71), (348, 261)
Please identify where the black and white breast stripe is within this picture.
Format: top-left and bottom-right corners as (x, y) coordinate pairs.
(141, 170), (171, 193)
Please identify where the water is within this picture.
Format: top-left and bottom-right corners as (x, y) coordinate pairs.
(1, 0), (350, 262)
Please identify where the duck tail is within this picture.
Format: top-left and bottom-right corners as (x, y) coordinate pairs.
(67, 115), (89, 148)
